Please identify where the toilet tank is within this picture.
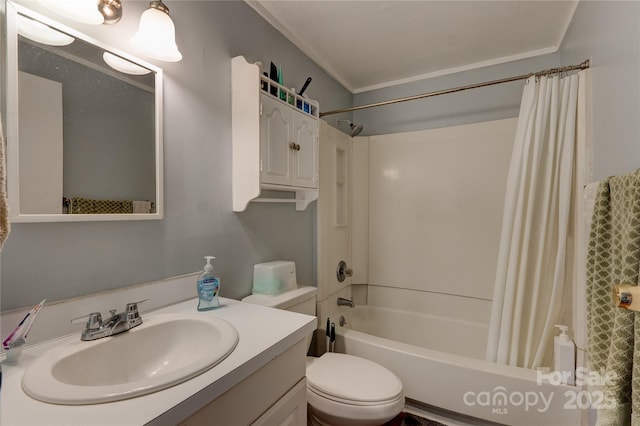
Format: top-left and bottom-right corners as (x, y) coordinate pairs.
(242, 286), (317, 316)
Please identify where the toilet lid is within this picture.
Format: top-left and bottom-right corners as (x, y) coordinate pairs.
(306, 353), (403, 404)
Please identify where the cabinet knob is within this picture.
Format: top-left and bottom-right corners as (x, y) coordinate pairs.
(289, 142), (297, 150)
(296, 144), (301, 151)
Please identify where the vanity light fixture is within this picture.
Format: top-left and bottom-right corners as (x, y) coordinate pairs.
(103, 52), (152, 75)
(38, 0), (105, 25)
(17, 14), (75, 46)
(131, 0), (182, 62)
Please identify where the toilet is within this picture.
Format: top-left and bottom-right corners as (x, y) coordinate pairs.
(305, 352), (404, 426)
(242, 263), (404, 426)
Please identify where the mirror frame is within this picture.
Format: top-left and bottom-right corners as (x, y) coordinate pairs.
(5, 1), (164, 222)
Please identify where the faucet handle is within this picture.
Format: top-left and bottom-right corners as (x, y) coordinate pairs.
(126, 299), (148, 312)
(125, 299), (149, 320)
(71, 312), (103, 330)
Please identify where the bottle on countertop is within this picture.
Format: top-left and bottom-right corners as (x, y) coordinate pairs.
(197, 256), (220, 311)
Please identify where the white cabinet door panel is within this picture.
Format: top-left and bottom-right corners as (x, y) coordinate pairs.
(260, 95), (293, 186)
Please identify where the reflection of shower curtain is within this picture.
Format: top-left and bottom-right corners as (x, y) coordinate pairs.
(486, 71), (585, 368)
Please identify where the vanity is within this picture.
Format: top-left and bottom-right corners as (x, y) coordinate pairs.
(0, 297), (316, 425)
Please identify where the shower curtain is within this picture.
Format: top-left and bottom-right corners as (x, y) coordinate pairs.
(485, 71), (585, 368)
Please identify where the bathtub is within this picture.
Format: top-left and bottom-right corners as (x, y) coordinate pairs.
(338, 305), (585, 426)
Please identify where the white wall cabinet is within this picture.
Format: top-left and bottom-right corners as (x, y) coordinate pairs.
(232, 56), (319, 212)
(260, 94), (318, 189)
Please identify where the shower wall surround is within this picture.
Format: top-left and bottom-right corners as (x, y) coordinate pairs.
(355, 118), (518, 329)
(1, 1), (352, 311)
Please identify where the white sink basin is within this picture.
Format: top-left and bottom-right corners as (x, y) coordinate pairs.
(22, 313), (239, 405)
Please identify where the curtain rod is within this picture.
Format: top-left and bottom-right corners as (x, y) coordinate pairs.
(319, 59), (590, 117)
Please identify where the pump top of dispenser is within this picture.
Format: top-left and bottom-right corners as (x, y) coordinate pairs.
(204, 256), (216, 273)
(554, 325), (569, 341)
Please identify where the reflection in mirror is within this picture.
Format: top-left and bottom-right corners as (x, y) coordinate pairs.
(6, 3), (163, 222)
(17, 14), (74, 46)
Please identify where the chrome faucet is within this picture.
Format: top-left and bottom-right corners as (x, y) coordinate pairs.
(337, 297), (354, 308)
(72, 300), (146, 341)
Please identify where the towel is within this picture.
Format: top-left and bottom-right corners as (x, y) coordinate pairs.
(70, 198), (133, 214)
(132, 200), (152, 214)
(587, 169), (640, 425)
(0, 117), (10, 250)
(93, 199), (132, 214)
(70, 197), (95, 214)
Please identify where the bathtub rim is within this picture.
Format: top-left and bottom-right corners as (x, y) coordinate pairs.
(341, 327), (541, 382)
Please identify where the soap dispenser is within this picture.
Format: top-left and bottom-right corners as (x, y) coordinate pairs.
(553, 324), (576, 385)
(197, 256), (220, 311)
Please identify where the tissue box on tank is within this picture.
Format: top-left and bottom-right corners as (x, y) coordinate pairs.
(252, 261), (297, 295)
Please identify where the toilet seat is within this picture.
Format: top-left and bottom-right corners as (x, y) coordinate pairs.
(306, 353), (403, 405)
(306, 353), (405, 426)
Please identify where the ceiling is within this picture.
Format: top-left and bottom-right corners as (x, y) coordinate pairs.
(248, 1), (579, 93)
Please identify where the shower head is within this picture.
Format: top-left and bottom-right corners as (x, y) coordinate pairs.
(337, 119), (364, 137)
(350, 123), (364, 137)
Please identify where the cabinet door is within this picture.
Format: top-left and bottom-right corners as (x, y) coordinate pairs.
(291, 112), (318, 189)
(251, 378), (307, 426)
(260, 95), (294, 186)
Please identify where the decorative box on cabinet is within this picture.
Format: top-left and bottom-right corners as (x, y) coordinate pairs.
(232, 56), (319, 212)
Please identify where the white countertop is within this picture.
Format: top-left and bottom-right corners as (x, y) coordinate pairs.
(0, 297), (316, 426)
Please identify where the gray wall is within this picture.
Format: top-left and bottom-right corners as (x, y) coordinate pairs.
(354, 1), (640, 181)
(559, 0), (640, 181)
(1, 0), (352, 310)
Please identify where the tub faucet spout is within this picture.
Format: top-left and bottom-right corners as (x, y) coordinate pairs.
(337, 297), (354, 308)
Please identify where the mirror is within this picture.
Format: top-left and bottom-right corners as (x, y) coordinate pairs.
(5, 2), (163, 222)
